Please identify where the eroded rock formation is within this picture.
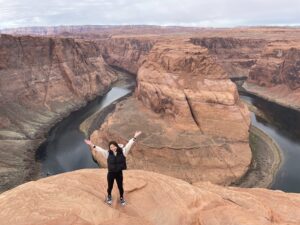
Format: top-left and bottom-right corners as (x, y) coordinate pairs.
(1, 169), (300, 225)
(245, 41), (300, 109)
(0, 34), (117, 192)
(191, 36), (300, 110)
(91, 39), (251, 185)
(4, 28), (300, 110)
(191, 37), (267, 77)
(96, 37), (155, 74)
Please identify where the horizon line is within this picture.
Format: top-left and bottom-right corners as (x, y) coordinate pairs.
(1, 24), (300, 31)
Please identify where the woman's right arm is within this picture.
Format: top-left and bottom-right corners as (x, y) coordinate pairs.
(94, 145), (109, 159)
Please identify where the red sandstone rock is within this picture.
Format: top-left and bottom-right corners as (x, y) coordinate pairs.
(191, 37), (267, 77)
(190, 36), (300, 110)
(245, 41), (300, 109)
(92, 39), (251, 185)
(96, 37), (155, 74)
(1, 169), (300, 225)
(4, 27), (300, 111)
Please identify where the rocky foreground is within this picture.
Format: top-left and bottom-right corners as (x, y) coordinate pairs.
(0, 169), (300, 225)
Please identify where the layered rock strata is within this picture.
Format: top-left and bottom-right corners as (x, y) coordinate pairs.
(191, 37), (267, 77)
(0, 34), (117, 192)
(245, 41), (300, 110)
(191, 37), (300, 110)
(96, 37), (155, 74)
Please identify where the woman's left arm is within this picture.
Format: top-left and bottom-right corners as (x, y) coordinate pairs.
(123, 131), (142, 156)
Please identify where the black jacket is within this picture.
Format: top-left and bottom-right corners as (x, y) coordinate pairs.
(107, 149), (127, 172)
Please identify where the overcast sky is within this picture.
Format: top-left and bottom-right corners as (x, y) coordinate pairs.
(0, 0), (299, 29)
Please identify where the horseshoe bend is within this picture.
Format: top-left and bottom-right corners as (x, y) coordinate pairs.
(1, 26), (300, 224)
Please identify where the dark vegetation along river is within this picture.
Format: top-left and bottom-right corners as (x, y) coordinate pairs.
(35, 69), (300, 193)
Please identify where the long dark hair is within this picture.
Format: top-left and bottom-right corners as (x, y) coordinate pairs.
(108, 141), (122, 152)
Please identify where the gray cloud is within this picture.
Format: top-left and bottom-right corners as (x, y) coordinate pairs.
(0, 0), (299, 28)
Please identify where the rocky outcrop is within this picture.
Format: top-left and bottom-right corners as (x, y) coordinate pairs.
(0, 34), (117, 192)
(96, 37), (155, 74)
(245, 41), (300, 110)
(91, 39), (251, 185)
(191, 36), (300, 110)
(191, 37), (267, 77)
(1, 169), (300, 225)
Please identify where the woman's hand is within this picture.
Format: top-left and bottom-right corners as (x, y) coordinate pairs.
(134, 131), (142, 138)
(84, 139), (93, 147)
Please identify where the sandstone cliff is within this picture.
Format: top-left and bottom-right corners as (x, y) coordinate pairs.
(96, 37), (155, 74)
(0, 34), (117, 192)
(191, 37), (267, 77)
(190, 36), (300, 110)
(1, 169), (300, 225)
(245, 41), (300, 110)
(91, 39), (251, 185)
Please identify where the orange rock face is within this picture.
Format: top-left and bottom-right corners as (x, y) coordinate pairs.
(1, 169), (300, 225)
(191, 36), (300, 110)
(92, 39), (251, 185)
(96, 37), (155, 74)
(248, 41), (300, 90)
(245, 41), (300, 109)
(0, 34), (117, 192)
(136, 40), (250, 139)
(3, 26), (300, 110)
(191, 37), (266, 77)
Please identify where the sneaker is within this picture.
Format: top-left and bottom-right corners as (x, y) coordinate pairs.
(105, 195), (112, 205)
(120, 197), (126, 206)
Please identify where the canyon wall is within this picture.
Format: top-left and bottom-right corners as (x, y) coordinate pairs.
(245, 41), (300, 109)
(0, 34), (117, 192)
(96, 37), (155, 74)
(191, 37), (267, 77)
(1, 169), (300, 225)
(191, 36), (300, 110)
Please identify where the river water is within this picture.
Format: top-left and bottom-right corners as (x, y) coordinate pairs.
(240, 93), (300, 193)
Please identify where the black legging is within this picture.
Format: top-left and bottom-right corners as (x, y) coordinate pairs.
(107, 171), (124, 198)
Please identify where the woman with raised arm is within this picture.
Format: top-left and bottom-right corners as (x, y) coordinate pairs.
(84, 131), (142, 206)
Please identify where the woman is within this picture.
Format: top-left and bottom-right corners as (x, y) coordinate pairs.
(84, 131), (142, 206)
